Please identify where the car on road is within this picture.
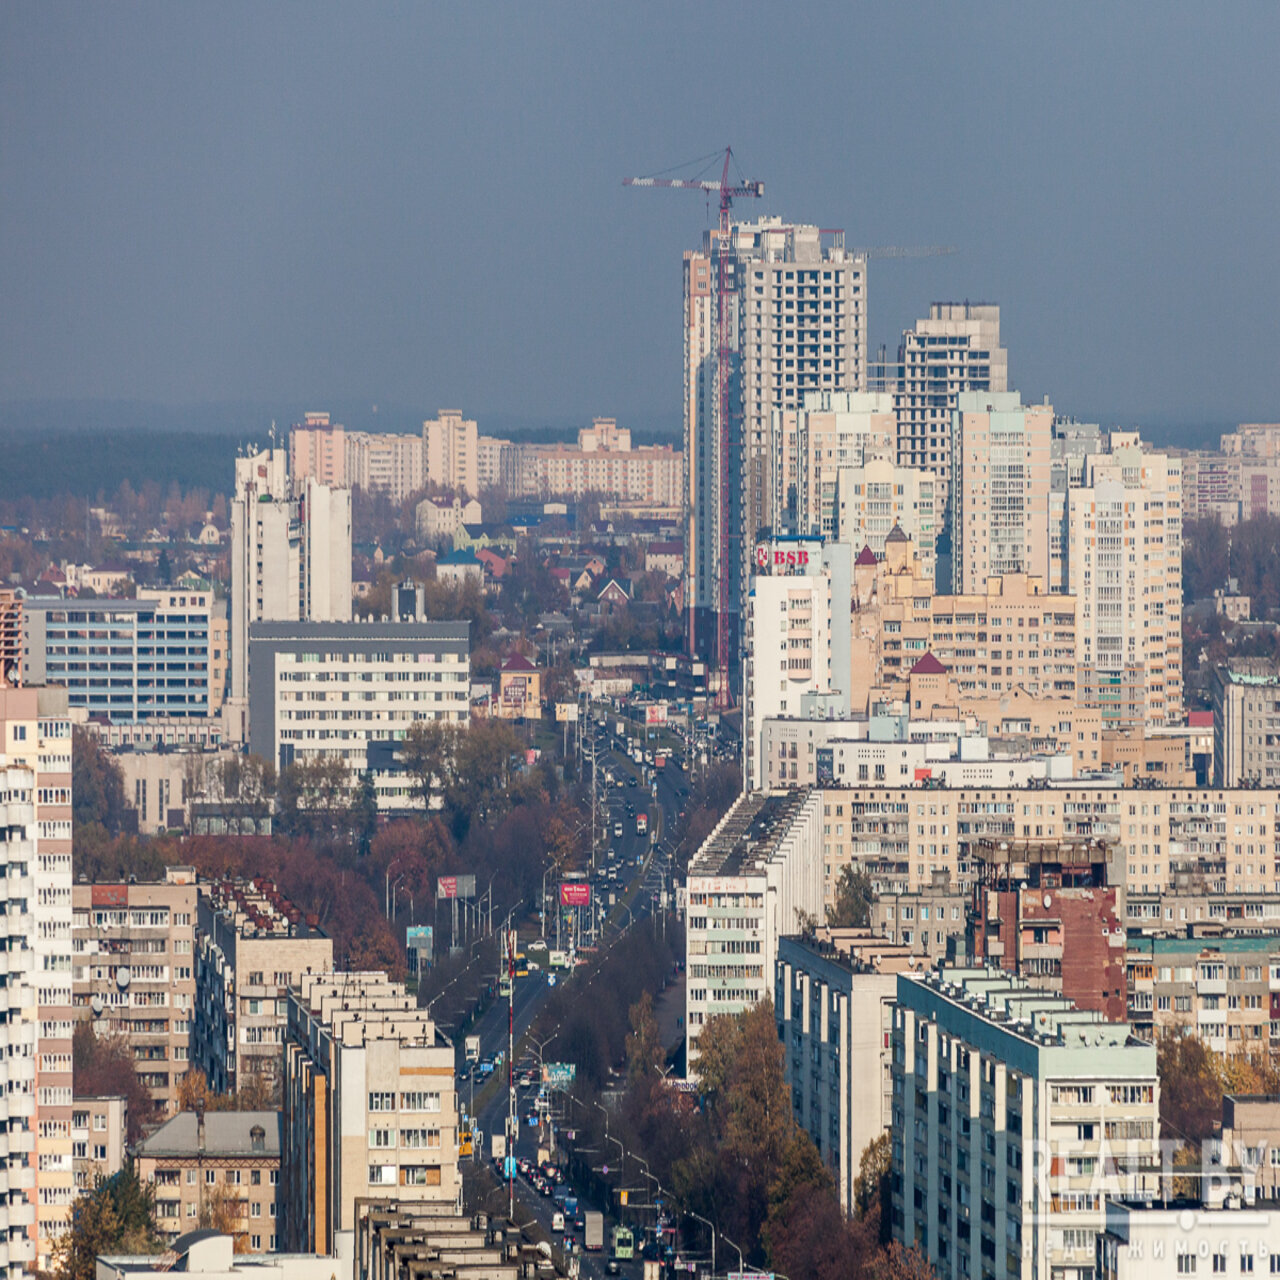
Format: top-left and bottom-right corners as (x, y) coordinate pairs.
(606, 1262), (620, 1276)
(613, 823), (623, 838)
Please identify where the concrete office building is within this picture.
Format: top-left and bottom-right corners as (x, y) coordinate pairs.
(137, 1110), (283, 1252)
(684, 219), (867, 658)
(952, 392), (1053, 595)
(22, 589), (216, 723)
(71, 1096), (128, 1191)
(283, 972), (460, 1256)
(229, 448), (352, 732)
(880, 304), (1009, 520)
(71, 868), (199, 1123)
(685, 790), (825, 1067)
(0, 684), (74, 1268)
(769, 390), (895, 538)
(194, 879), (332, 1097)
(1212, 661), (1280, 787)
(1068, 434), (1183, 729)
(776, 935), (908, 1215)
(744, 536), (852, 789)
(246, 621), (469, 811)
(892, 966), (1160, 1280)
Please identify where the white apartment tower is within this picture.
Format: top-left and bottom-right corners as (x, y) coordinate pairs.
(1068, 433), (1183, 728)
(889, 303), (1008, 514)
(228, 448), (352, 735)
(744, 537), (852, 790)
(952, 392), (1053, 594)
(683, 219), (867, 660)
(0, 682), (73, 1272)
(423, 410), (480, 497)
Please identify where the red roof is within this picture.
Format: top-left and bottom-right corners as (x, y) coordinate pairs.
(502, 654), (537, 673)
(909, 652), (948, 676)
(855, 545), (878, 567)
(1188, 711), (1214, 728)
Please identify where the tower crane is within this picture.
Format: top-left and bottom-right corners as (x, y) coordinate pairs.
(624, 148), (763, 702)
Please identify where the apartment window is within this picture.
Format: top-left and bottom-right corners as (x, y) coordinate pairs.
(400, 1091), (441, 1113)
(1213, 1257), (1227, 1275)
(369, 1092), (396, 1112)
(1179, 1257), (1197, 1275)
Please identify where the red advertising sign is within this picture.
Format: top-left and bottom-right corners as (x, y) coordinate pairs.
(560, 882), (591, 907)
(437, 877), (458, 900)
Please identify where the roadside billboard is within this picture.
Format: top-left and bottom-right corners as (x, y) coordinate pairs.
(559, 882), (591, 907)
(436, 875), (477, 900)
(540, 1062), (577, 1090)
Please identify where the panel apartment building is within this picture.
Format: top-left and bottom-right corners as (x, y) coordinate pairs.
(685, 789), (825, 1067)
(71, 868), (198, 1123)
(283, 972), (459, 1256)
(193, 879), (333, 1097)
(892, 966), (1160, 1280)
(684, 218), (867, 658)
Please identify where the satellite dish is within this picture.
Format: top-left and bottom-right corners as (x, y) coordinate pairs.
(90, 995), (104, 1016)
(1043, 894), (1052, 909)
(116, 967), (131, 989)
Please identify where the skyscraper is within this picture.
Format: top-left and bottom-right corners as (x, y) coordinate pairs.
(951, 391), (1052, 594)
(1067, 432), (1183, 728)
(228, 448), (351, 741)
(683, 218), (867, 667)
(887, 303), (1008, 513)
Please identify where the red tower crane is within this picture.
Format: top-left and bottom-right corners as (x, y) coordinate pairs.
(624, 148), (764, 706)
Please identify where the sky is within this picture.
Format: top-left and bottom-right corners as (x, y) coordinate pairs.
(2, 2), (1278, 441)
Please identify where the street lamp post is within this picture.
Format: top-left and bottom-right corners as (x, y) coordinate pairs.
(685, 1210), (715, 1279)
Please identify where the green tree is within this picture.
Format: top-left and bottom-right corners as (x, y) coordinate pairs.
(827, 863), (873, 928)
(53, 1165), (161, 1280)
(399, 720), (455, 812)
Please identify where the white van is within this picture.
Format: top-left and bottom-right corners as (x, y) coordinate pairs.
(551, 1211), (565, 1234)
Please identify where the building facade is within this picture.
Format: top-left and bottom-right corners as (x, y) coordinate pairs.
(685, 790), (825, 1066)
(194, 879), (333, 1097)
(892, 966), (1160, 1280)
(246, 621), (470, 811)
(71, 1095), (127, 1191)
(1213, 661), (1280, 787)
(137, 1110), (283, 1252)
(684, 219), (867, 657)
(952, 392), (1053, 595)
(71, 869), (198, 1123)
(283, 972), (460, 1256)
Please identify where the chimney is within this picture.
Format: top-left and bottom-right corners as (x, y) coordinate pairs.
(196, 1098), (206, 1153)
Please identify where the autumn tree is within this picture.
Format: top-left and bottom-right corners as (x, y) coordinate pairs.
(73, 1023), (153, 1141)
(1158, 1028), (1222, 1150)
(53, 1166), (161, 1280)
(828, 863), (873, 928)
(72, 727), (127, 838)
(200, 1180), (250, 1250)
(625, 992), (664, 1084)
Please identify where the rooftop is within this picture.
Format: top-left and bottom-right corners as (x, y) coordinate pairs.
(137, 1111), (281, 1160)
(689, 790), (814, 880)
(202, 878), (326, 940)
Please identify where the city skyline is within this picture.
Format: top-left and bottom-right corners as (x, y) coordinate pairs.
(2, 3), (1279, 436)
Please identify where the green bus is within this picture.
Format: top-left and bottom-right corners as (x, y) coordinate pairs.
(612, 1226), (634, 1260)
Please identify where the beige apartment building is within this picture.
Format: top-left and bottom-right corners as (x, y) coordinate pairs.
(835, 458), (939, 581)
(137, 1110), (283, 1252)
(820, 783), (1280, 899)
(768, 389), (895, 538)
(289, 413), (347, 489)
(71, 867), (198, 1124)
(194, 879), (333, 1099)
(1068, 433), (1182, 728)
(951, 391), (1052, 594)
(850, 532), (1078, 711)
(423, 410), (480, 496)
(1, 683), (75, 1268)
(881, 303), (1009, 514)
(283, 971), (459, 1255)
(344, 432), (424, 505)
(71, 1096), (128, 1191)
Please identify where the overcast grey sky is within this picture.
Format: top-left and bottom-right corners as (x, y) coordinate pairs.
(2, 2), (1278, 437)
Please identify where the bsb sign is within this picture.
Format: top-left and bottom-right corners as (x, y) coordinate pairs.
(754, 543), (812, 573)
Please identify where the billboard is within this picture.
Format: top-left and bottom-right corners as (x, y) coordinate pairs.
(559, 882), (591, 907)
(406, 926), (434, 973)
(555, 702), (579, 723)
(541, 1062), (577, 1090)
(437, 875), (477, 900)
(644, 702), (668, 726)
